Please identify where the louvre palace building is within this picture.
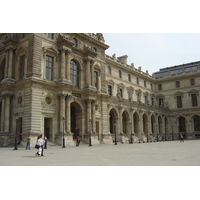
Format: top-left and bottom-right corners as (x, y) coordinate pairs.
(0, 33), (200, 147)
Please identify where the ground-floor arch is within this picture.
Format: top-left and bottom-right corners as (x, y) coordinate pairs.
(109, 108), (118, 134)
(70, 101), (83, 140)
(133, 112), (140, 134)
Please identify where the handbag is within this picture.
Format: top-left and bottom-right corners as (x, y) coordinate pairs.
(35, 144), (40, 149)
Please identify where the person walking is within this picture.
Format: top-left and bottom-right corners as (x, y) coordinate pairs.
(26, 134), (31, 150)
(180, 134), (184, 142)
(35, 135), (45, 157)
(76, 136), (80, 147)
(44, 136), (47, 149)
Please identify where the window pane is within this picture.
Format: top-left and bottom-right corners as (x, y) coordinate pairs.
(46, 55), (53, 80)
(70, 60), (79, 87)
(192, 94), (198, 106)
(177, 96), (182, 108)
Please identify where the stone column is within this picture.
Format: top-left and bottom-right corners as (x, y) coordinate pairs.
(119, 107), (123, 134)
(98, 71), (101, 91)
(66, 95), (72, 134)
(130, 111), (134, 134)
(60, 94), (66, 133)
(132, 115), (135, 134)
(92, 100), (96, 133)
(4, 94), (11, 132)
(66, 50), (72, 82)
(1, 97), (5, 132)
(5, 50), (9, 78)
(91, 60), (94, 87)
(161, 117), (165, 137)
(86, 59), (91, 86)
(60, 50), (66, 80)
(139, 113), (144, 142)
(86, 99), (92, 133)
(8, 49), (13, 78)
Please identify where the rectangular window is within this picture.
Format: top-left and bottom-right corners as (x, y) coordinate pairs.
(151, 83), (153, 90)
(158, 84), (162, 90)
(190, 78), (195, 85)
(151, 98), (154, 106)
(176, 81), (180, 88)
(144, 96), (148, 104)
(46, 55), (53, 80)
(177, 96), (182, 108)
(119, 88), (123, 98)
(128, 74), (131, 82)
(191, 94), (198, 107)
(108, 85), (112, 96)
(108, 66), (111, 75)
(22, 33), (26, 38)
(94, 71), (98, 88)
(19, 55), (25, 79)
(119, 70), (122, 78)
(159, 98), (164, 107)
(144, 80), (146, 88)
(137, 77), (139, 85)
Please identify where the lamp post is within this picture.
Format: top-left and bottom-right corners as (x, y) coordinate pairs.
(114, 122), (117, 145)
(172, 125), (174, 140)
(88, 119), (92, 147)
(14, 113), (19, 150)
(129, 122), (133, 144)
(62, 117), (65, 148)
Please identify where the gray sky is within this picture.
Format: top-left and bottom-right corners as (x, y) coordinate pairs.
(103, 33), (200, 75)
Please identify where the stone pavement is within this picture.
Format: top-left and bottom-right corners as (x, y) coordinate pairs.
(0, 140), (200, 166)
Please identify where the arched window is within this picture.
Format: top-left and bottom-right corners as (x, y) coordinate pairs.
(0, 59), (5, 81)
(70, 60), (79, 87)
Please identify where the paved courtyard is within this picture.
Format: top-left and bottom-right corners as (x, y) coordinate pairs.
(0, 140), (200, 166)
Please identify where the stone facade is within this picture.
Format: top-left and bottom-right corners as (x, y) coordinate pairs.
(0, 33), (199, 147)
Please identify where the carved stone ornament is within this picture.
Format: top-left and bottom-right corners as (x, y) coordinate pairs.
(42, 93), (56, 108)
(16, 92), (24, 108)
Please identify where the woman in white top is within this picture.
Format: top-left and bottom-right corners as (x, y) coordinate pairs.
(35, 135), (45, 157)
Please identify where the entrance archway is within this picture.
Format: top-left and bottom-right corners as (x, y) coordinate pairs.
(44, 118), (52, 140)
(133, 112), (139, 134)
(109, 109), (118, 134)
(71, 102), (82, 140)
(122, 111), (129, 134)
(143, 113), (148, 134)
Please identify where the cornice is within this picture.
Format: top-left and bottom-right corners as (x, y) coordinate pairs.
(74, 33), (109, 50)
(105, 55), (154, 81)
